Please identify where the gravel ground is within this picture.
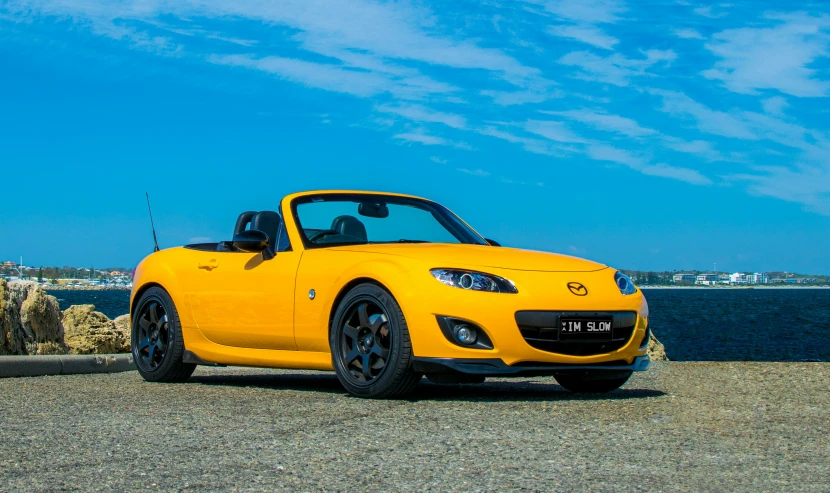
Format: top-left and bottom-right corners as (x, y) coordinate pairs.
(1, 362), (827, 492)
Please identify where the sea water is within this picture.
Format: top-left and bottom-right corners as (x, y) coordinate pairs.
(47, 288), (830, 362)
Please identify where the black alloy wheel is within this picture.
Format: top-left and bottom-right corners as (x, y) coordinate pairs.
(339, 300), (392, 383)
(135, 301), (169, 371)
(132, 287), (196, 383)
(331, 283), (421, 398)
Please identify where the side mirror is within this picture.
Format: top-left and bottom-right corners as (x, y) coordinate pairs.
(232, 229), (270, 253)
(485, 238), (501, 247)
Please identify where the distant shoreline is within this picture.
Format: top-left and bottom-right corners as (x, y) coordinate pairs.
(44, 285), (131, 291)
(640, 285), (830, 289)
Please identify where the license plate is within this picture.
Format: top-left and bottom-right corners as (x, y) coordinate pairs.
(560, 318), (612, 339)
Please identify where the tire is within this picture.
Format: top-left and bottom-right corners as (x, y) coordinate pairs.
(132, 287), (196, 383)
(330, 283), (421, 398)
(554, 371), (632, 393)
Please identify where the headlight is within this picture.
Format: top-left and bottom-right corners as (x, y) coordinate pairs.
(614, 271), (637, 295)
(430, 269), (518, 293)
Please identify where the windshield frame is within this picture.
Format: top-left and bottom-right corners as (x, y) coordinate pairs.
(290, 193), (488, 250)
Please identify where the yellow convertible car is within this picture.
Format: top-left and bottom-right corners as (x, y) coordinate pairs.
(130, 190), (650, 398)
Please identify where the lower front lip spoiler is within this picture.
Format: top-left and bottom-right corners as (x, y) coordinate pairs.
(413, 355), (650, 377)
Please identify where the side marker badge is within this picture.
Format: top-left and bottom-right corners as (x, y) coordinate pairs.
(309, 289), (316, 300)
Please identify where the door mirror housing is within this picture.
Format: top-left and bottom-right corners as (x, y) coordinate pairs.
(485, 238), (501, 247)
(232, 229), (270, 254)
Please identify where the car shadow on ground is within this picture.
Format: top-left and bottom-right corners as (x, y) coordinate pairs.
(188, 372), (666, 402)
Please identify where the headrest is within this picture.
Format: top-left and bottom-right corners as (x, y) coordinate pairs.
(251, 211), (282, 252)
(331, 215), (367, 241)
(234, 211), (257, 236)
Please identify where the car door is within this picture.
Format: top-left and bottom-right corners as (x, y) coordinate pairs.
(181, 249), (301, 350)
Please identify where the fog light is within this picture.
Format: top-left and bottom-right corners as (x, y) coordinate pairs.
(453, 324), (477, 345)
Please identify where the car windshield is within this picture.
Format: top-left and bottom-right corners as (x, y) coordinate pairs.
(292, 194), (487, 248)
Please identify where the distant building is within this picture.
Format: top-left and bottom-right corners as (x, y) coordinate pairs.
(729, 272), (750, 285)
(695, 273), (719, 286)
(770, 277), (817, 284)
(673, 273), (696, 283)
(750, 273), (768, 284)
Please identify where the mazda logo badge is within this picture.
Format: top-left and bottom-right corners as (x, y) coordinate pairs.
(567, 282), (588, 296)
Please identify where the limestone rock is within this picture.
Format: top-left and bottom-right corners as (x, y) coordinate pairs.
(648, 334), (668, 361)
(0, 279), (9, 355)
(113, 314), (132, 353)
(21, 285), (66, 354)
(0, 280), (66, 355)
(63, 305), (128, 354)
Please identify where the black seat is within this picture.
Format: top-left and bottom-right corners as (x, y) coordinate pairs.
(331, 215), (367, 241)
(251, 211), (282, 255)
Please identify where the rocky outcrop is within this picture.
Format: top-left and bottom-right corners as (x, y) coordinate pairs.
(0, 279), (9, 355)
(21, 284), (66, 354)
(113, 314), (132, 349)
(63, 305), (130, 355)
(1, 280), (133, 355)
(648, 334), (668, 361)
(0, 280), (66, 355)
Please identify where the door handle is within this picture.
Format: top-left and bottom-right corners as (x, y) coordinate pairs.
(199, 259), (219, 270)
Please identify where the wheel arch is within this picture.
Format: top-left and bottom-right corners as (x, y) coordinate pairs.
(130, 282), (167, 318)
(328, 277), (397, 335)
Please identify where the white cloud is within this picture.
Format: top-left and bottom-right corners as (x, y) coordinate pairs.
(430, 156), (448, 164)
(5, 0), (543, 95)
(547, 24), (618, 50)
(727, 165), (830, 215)
(662, 137), (726, 162)
(544, 109), (656, 137)
(481, 88), (560, 105)
(693, 6), (728, 19)
(587, 145), (713, 185)
(702, 13), (830, 97)
(559, 49), (677, 86)
(209, 54), (454, 99)
(528, 0), (626, 24)
(649, 89), (825, 152)
(524, 120), (592, 144)
(456, 168), (491, 177)
(376, 103), (467, 129)
(394, 131), (471, 149)
(673, 28), (704, 40)
(648, 89), (758, 139)
(640, 163), (713, 185)
(477, 126), (570, 156)
(762, 96), (789, 115)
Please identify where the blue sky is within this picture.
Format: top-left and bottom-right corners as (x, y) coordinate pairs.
(1, 0), (829, 274)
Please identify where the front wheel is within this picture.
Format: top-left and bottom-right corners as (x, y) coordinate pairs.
(554, 371), (632, 393)
(330, 283), (421, 398)
(132, 287), (196, 383)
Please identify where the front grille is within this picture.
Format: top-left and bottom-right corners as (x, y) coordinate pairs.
(516, 311), (637, 356)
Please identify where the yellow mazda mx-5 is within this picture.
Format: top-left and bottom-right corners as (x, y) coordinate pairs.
(130, 190), (650, 398)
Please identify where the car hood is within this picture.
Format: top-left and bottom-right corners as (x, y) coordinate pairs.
(334, 243), (607, 272)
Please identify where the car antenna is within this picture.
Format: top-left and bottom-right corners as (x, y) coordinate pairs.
(145, 192), (160, 252)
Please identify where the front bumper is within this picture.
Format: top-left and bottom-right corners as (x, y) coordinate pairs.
(413, 354), (650, 378)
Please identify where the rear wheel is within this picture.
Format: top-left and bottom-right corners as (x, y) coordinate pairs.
(132, 287), (196, 383)
(554, 371), (632, 393)
(330, 283), (420, 398)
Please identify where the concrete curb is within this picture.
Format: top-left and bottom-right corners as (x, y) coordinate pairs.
(0, 354), (135, 378)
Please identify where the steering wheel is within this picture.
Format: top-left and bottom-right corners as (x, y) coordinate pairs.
(308, 229), (339, 242)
